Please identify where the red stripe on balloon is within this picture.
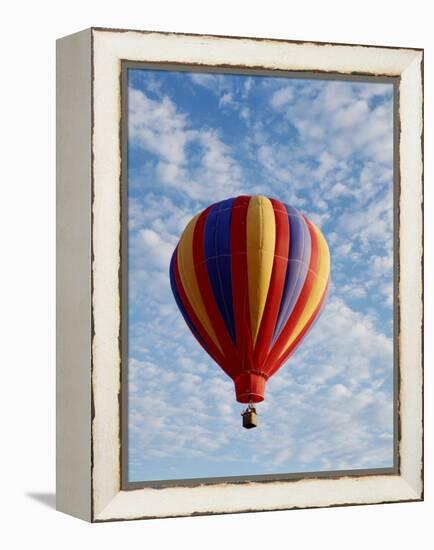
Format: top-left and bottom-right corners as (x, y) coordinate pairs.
(173, 250), (227, 372)
(229, 195), (254, 376)
(193, 205), (238, 376)
(263, 217), (319, 375)
(253, 198), (290, 369)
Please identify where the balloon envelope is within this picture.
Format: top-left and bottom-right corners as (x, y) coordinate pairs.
(170, 195), (330, 403)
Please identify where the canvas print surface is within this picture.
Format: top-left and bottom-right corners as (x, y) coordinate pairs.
(125, 67), (395, 483)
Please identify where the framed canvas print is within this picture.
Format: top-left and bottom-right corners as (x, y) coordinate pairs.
(56, 28), (423, 522)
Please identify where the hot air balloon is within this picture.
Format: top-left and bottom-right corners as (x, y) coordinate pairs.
(169, 195), (330, 428)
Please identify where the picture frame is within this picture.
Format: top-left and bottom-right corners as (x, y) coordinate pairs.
(56, 27), (423, 522)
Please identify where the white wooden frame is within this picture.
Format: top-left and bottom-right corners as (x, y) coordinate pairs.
(56, 27), (423, 522)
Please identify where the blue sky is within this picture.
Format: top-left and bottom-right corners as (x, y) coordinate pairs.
(127, 68), (395, 482)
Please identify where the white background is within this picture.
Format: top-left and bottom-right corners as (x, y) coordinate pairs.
(1, 1), (432, 548)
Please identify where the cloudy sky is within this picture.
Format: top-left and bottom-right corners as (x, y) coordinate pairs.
(126, 68), (395, 483)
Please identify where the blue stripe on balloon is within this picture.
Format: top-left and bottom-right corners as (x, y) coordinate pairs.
(203, 198), (236, 342)
(272, 204), (312, 342)
(169, 251), (207, 350)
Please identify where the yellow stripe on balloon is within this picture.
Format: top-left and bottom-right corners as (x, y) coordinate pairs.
(246, 196), (276, 345)
(279, 222), (330, 358)
(177, 215), (223, 354)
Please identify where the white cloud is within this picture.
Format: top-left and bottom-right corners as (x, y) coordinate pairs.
(240, 107), (250, 120)
(270, 86), (294, 109)
(129, 86), (245, 202)
(243, 77), (253, 96)
(338, 189), (392, 250)
(129, 88), (192, 165)
(271, 80), (393, 164)
(138, 228), (174, 270)
(372, 252), (393, 275)
(219, 92), (233, 107)
(337, 280), (367, 300)
(189, 73), (253, 121)
(190, 73), (226, 90)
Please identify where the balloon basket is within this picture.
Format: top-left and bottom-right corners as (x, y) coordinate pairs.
(241, 405), (258, 429)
